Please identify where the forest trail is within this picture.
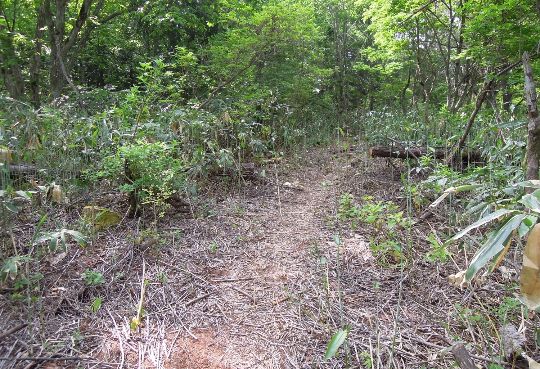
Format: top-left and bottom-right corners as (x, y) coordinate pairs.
(166, 150), (350, 368)
(94, 146), (450, 369)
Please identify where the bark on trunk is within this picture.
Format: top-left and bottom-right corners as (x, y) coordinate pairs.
(29, 2), (48, 107)
(44, 0), (94, 99)
(0, 31), (25, 99)
(523, 52), (540, 184)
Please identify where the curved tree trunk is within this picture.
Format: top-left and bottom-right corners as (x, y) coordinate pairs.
(523, 52), (540, 185)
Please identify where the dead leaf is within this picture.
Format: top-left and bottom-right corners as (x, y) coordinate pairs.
(221, 111), (231, 123)
(0, 146), (12, 163)
(448, 270), (468, 287)
(49, 251), (67, 266)
(499, 266), (516, 281)
(48, 184), (66, 204)
(520, 224), (540, 310)
(283, 181), (304, 191)
(499, 324), (525, 357)
(522, 353), (540, 369)
(26, 135), (41, 150)
(82, 206), (121, 231)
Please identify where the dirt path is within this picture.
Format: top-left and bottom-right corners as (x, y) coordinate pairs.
(167, 152), (346, 368)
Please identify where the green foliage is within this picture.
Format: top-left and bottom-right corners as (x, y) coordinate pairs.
(425, 232), (451, 263)
(337, 194), (410, 264)
(1, 255), (31, 283)
(338, 193), (358, 220)
(91, 297), (103, 313)
(83, 270), (105, 286)
(95, 140), (187, 213)
(444, 183), (540, 283)
(324, 327), (349, 360)
(33, 229), (87, 252)
(496, 297), (521, 324)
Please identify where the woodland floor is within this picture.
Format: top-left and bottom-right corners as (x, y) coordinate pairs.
(1, 144), (539, 369)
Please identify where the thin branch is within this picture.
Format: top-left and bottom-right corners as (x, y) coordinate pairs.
(0, 323), (27, 340)
(398, 0), (438, 26)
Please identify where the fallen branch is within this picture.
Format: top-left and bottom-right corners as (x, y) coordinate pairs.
(451, 343), (476, 369)
(368, 146), (482, 162)
(0, 323), (28, 340)
(1, 164), (38, 175)
(0, 356), (91, 361)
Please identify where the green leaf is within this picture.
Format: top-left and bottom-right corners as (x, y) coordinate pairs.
(449, 209), (517, 243)
(515, 180), (540, 189)
(519, 215), (538, 237)
(33, 232), (55, 245)
(65, 230), (87, 245)
(91, 297), (103, 313)
(1, 258), (19, 281)
(4, 202), (18, 213)
(465, 214), (528, 281)
(324, 327), (349, 360)
(520, 190), (540, 213)
(15, 190), (34, 200)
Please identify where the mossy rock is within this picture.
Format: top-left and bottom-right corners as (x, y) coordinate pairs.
(82, 206), (121, 231)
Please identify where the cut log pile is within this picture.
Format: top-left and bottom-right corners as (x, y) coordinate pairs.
(369, 145), (483, 163)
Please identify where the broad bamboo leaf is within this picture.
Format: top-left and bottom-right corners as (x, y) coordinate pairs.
(33, 232), (56, 245)
(4, 202), (18, 213)
(324, 328), (349, 360)
(465, 214), (528, 281)
(515, 180), (540, 189)
(519, 215), (538, 237)
(449, 209), (517, 243)
(15, 190), (33, 200)
(520, 190), (540, 213)
(520, 224), (540, 310)
(65, 230), (87, 245)
(429, 184), (481, 209)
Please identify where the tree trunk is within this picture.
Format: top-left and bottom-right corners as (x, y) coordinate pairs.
(29, 2), (48, 107)
(0, 31), (25, 99)
(523, 52), (540, 184)
(44, 0), (94, 99)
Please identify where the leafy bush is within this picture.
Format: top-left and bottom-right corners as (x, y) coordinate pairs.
(94, 140), (187, 215)
(337, 194), (410, 264)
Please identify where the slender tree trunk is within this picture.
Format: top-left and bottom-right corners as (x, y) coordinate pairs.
(0, 30), (25, 99)
(29, 2), (48, 107)
(44, 0), (94, 99)
(446, 79), (493, 165)
(523, 52), (540, 183)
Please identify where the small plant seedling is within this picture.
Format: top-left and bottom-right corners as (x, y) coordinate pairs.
(360, 351), (373, 368)
(91, 297), (103, 313)
(338, 193), (358, 220)
(157, 271), (168, 284)
(496, 297), (521, 324)
(83, 270), (105, 286)
(71, 329), (84, 347)
(426, 232), (451, 263)
(209, 241), (219, 253)
(324, 327), (350, 360)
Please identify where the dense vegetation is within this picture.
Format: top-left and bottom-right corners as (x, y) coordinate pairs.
(2, 0), (540, 367)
